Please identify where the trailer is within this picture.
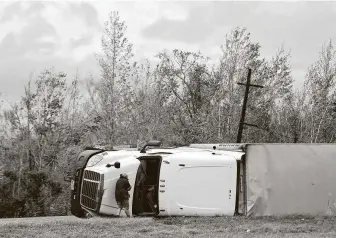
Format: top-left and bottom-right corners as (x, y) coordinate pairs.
(69, 142), (336, 217)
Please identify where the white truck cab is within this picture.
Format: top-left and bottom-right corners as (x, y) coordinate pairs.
(71, 141), (244, 217)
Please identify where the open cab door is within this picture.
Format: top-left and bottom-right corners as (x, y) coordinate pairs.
(132, 156), (162, 216)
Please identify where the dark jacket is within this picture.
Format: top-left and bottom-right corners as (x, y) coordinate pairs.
(115, 177), (131, 202)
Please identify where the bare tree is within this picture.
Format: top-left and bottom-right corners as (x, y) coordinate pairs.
(94, 11), (134, 146)
(303, 40), (336, 143)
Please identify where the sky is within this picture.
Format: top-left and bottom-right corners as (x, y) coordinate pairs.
(0, 1), (335, 105)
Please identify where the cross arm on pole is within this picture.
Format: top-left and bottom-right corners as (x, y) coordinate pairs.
(242, 122), (260, 128)
(237, 82), (264, 88)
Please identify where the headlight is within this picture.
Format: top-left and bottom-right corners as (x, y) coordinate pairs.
(86, 154), (103, 167)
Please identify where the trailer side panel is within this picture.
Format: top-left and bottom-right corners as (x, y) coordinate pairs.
(246, 144), (336, 216)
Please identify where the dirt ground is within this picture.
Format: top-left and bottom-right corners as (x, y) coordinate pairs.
(0, 215), (335, 238)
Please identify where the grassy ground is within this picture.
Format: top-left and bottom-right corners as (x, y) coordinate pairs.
(0, 215), (335, 238)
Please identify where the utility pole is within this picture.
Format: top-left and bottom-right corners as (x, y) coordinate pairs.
(236, 68), (264, 143)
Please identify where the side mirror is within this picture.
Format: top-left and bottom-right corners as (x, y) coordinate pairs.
(106, 161), (121, 168)
(147, 140), (162, 147)
(140, 140), (162, 153)
(114, 162), (120, 169)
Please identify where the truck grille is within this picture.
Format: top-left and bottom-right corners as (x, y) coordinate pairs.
(80, 170), (103, 211)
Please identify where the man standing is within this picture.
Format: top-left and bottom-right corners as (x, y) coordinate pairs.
(115, 173), (131, 217)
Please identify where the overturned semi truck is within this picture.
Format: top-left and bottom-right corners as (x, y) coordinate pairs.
(70, 142), (336, 217)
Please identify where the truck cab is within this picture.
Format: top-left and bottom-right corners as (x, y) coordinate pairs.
(70, 142), (245, 217)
